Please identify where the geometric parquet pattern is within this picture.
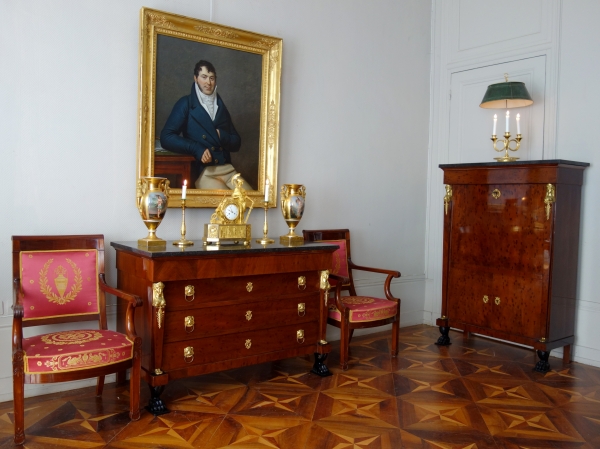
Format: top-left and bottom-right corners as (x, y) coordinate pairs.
(2, 325), (600, 448)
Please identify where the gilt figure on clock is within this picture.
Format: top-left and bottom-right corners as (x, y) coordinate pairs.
(203, 174), (254, 245)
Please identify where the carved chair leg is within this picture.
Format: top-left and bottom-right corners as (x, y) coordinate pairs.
(96, 375), (105, 396)
(348, 329), (354, 343)
(391, 319), (399, 357)
(339, 320), (350, 371)
(13, 351), (25, 445)
(129, 342), (142, 421)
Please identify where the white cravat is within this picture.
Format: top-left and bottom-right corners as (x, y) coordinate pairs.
(195, 83), (219, 121)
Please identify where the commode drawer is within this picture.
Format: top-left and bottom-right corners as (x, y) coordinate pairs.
(162, 271), (320, 309)
(161, 320), (319, 370)
(163, 294), (320, 342)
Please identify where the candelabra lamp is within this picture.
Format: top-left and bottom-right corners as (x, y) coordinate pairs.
(480, 73), (533, 162)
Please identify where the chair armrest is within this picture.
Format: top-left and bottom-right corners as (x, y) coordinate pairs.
(98, 274), (143, 307)
(98, 274), (143, 341)
(348, 261), (401, 301)
(348, 260), (400, 278)
(328, 273), (350, 313)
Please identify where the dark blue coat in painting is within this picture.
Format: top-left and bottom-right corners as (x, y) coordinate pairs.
(159, 83), (241, 168)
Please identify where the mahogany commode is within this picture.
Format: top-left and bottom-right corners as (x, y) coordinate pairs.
(111, 241), (336, 412)
(435, 160), (589, 372)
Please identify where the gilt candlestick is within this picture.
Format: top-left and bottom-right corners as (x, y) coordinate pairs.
(173, 199), (194, 247)
(256, 200), (274, 245)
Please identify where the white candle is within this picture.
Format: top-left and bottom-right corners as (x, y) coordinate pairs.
(264, 178), (270, 201)
(516, 113), (521, 134)
(493, 114), (497, 135)
(182, 179), (187, 199)
(505, 110), (510, 133)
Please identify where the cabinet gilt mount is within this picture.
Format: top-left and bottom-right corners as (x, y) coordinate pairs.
(435, 160), (589, 372)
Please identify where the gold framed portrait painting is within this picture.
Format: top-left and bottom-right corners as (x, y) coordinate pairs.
(137, 8), (282, 207)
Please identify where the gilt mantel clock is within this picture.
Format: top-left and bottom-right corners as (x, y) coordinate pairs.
(203, 174), (253, 246)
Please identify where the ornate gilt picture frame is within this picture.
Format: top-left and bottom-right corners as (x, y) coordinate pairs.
(137, 8), (282, 207)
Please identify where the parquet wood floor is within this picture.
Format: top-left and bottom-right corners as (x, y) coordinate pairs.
(2, 325), (600, 448)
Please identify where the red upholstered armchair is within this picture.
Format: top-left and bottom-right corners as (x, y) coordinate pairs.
(11, 235), (142, 445)
(303, 229), (401, 370)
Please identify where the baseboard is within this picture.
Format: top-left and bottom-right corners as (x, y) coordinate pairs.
(0, 374), (117, 403)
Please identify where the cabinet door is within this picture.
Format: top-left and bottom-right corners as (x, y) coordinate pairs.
(489, 272), (545, 339)
(447, 268), (493, 329)
(446, 183), (552, 338)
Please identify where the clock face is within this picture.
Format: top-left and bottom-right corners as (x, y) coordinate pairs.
(224, 203), (239, 221)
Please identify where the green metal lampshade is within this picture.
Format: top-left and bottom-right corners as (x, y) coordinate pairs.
(480, 81), (533, 109)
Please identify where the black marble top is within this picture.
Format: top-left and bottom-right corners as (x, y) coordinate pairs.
(110, 240), (338, 258)
(439, 159), (590, 169)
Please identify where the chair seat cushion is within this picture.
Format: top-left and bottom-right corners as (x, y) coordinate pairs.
(23, 329), (133, 374)
(328, 296), (397, 323)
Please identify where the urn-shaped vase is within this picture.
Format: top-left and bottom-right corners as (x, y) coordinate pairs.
(280, 184), (305, 245)
(137, 177), (170, 248)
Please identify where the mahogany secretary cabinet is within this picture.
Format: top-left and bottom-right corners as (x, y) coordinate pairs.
(435, 160), (589, 372)
(111, 241), (336, 413)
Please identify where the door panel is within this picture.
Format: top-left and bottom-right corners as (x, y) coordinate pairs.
(489, 273), (544, 339)
(447, 268), (492, 328)
(450, 183), (551, 273)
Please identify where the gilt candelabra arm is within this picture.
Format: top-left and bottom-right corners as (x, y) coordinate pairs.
(491, 132), (522, 162)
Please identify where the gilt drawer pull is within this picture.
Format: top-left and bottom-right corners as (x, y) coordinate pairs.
(298, 276), (306, 291)
(298, 303), (305, 317)
(245, 339), (252, 349)
(483, 295), (489, 304)
(185, 285), (195, 302)
(495, 297), (501, 305)
(246, 282), (253, 292)
(297, 329), (305, 344)
(492, 189), (501, 199)
(184, 346), (194, 363)
(184, 316), (195, 333)
(246, 310), (252, 321)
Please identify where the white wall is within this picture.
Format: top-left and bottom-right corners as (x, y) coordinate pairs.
(426, 0), (600, 368)
(0, 0), (431, 400)
(555, 0), (600, 366)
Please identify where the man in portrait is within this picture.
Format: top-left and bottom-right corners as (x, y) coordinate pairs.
(160, 60), (252, 190)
